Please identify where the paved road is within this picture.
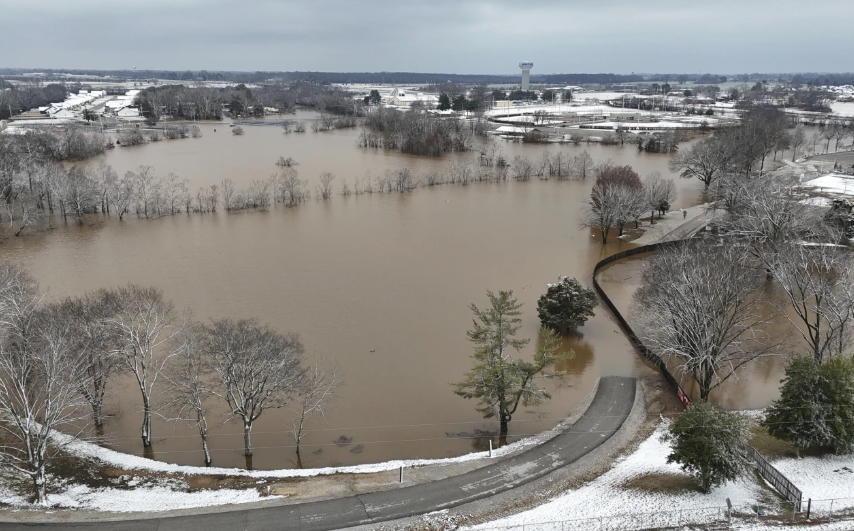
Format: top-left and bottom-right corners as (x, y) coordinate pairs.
(5, 376), (635, 531)
(659, 210), (719, 243)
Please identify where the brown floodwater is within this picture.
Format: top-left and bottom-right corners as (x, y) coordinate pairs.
(3, 112), (707, 470)
(597, 255), (792, 410)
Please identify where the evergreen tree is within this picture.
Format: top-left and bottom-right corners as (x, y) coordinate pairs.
(663, 402), (749, 493)
(369, 89), (381, 105)
(536, 277), (597, 334)
(764, 357), (832, 455)
(451, 94), (467, 112)
(454, 291), (571, 437)
(437, 93), (451, 111)
(821, 357), (854, 453)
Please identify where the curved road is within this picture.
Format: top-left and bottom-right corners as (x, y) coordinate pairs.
(5, 376), (636, 531)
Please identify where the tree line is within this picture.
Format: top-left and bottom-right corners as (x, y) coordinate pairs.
(0, 264), (340, 504)
(134, 82), (362, 123)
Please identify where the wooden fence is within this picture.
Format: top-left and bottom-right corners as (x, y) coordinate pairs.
(743, 445), (803, 511)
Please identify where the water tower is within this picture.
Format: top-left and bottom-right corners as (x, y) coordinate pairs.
(519, 62), (534, 91)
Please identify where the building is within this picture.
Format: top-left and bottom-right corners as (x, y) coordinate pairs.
(519, 62), (534, 91)
(382, 87), (439, 107)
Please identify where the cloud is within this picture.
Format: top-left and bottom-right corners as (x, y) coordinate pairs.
(0, 0), (850, 73)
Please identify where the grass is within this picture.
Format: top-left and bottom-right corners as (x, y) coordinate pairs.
(621, 472), (702, 494)
(748, 425), (830, 460)
(748, 425), (800, 460)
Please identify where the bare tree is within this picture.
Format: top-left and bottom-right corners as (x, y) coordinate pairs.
(582, 180), (621, 244)
(205, 318), (305, 458)
(633, 242), (774, 401)
(789, 126), (806, 162)
(221, 178), (236, 211)
(573, 151), (594, 180)
(668, 136), (731, 191)
(55, 290), (121, 428)
(644, 172), (678, 219)
(316, 172), (336, 200)
(511, 156), (534, 181)
(768, 242), (854, 363)
(277, 168), (307, 207)
(165, 322), (216, 465)
(289, 361), (341, 461)
(0, 265), (90, 504)
(105, 285), (183, 447)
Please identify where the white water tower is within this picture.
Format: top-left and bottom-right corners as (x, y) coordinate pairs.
(519, 62), (534, 91)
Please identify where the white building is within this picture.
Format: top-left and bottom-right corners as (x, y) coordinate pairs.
(382, 87), (439, 107)
(117, 107), (140, 118)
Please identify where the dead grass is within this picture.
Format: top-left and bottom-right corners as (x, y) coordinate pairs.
(748, 425), (830, 460)
(748, 426), (800, 460)
(620, 472), (702, 494)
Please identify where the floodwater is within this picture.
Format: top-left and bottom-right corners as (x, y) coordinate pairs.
(4, 112), (707, 470)
(597, 256), (790, 410)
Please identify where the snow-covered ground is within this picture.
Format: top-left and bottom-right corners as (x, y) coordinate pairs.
(465, 421), (768, 530)
(831, 102), (854, 117)
(802, 173), (854, 197)
(773, 455), (854, 502)
(52, 420), (551, 479)
(0, 481), (269, 512)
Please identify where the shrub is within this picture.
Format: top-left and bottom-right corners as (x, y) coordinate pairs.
(663, 402), (750, 493)
(536, 277), (597, 333)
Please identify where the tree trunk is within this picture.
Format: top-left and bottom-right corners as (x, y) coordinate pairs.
(202, 433), (211, 466)
(33, 465), (46, 505)
(93, 402), (103, 427)
(243, 420), (253, 457)
(141, 395), (152, 447)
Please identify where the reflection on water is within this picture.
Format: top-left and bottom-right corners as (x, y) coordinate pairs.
(5, 115), (702, 469)
(597, 256), (791, 410)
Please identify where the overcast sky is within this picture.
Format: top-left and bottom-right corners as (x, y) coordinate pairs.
(1, 0), (851, 74)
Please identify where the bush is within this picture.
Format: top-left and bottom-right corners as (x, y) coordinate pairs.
(232, 126), (245, 136)
(764, 356), (854, 454)
(536, 277), (597, 333)
(663, 402), (750, 493)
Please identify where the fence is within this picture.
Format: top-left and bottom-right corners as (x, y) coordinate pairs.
(590, 240), (693, 408)
(591, 237), (807, 512)
(806, 498), (854, 520)
(743, 445), (803, 511)
(470, 502), (846, 531)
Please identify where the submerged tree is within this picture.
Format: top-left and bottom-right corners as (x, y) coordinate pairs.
(536, 277), (598, 334)
(634, 242), (774, 401)
(205, 318), (305, 458)
(165, 322), (216, 465)
(289, 361), (341, 462)
(454, 291), (571, 437)
(105, 285), (184, 447)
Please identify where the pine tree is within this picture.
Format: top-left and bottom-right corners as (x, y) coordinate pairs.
(536, 277), (597, 333)
(437, 93), (451, 111)
(764, 357), (831, 455)
(662, 402), (749, 493)
(764, 356), (854, 454)
(454, 291), (571, 437)
(821, 357), (854, 453)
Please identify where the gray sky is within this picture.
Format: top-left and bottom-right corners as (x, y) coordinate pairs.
(1, 0), (851, 74)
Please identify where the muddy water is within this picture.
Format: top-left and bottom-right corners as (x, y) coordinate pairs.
(597, 256), (789, 410)
(4, 113), (704, 470)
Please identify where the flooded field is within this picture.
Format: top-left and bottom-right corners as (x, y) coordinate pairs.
(4, 113), (708, 469)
